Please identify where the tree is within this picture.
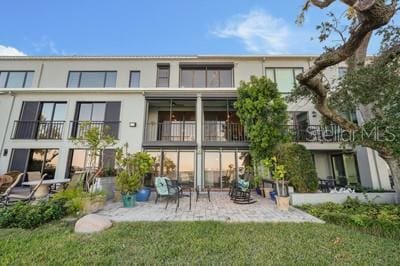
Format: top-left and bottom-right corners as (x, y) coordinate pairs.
(235, 76), (289, 165)
(293, 0), (400, 195)
(71, 122), (116, 191)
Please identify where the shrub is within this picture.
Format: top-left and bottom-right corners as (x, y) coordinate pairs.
(300, 197), (400, 240)
(275, 143), (318, 192)
(0, 200), (66, 229)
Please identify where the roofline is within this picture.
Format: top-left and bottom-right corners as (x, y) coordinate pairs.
(0, 54), (324, 60)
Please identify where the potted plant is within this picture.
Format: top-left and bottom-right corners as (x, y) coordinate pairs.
(115, 144), (154, 206)
(263, 157), (289, 211)
(92, 167), (117, 201)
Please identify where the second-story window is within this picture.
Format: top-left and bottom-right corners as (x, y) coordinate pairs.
(180, 65), (233, 88)
(67, 71), (117, 88)
(156, 64), (170, 87)
(0, 71), (34, 88)
(265, 68), (303, 93)
(129, 71), (140, 88)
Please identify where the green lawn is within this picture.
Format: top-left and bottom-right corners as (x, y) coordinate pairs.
(0, 222), (399, 265)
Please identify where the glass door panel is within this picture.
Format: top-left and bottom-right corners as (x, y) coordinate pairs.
(343, 154), (359, 185)
(331, 154), (347, 186)
(163, 151), (177, 180)
(204, 152), (220, 188)
(179, 151), (195, 187)
(221, 152), (235, 188)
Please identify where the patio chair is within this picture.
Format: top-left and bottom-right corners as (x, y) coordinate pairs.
(0, 173), (24, 207)
(3, 173), (47, 206)
(154, 177), (181, 211)
(230, 178), (256, 204)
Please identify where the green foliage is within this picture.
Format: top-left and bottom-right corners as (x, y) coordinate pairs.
(53, 188), (106, 216)
(1, 222), (400, 264)
(0, 200), (66, 229)
(275, 144), (319, 192)
(235, 76), (289, 162)
(300, 197), (400, 240)
(115, 144), (155, 194)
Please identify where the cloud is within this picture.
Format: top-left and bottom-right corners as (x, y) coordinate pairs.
(212, 9), (291, 54)
(0, 45), (26, 56)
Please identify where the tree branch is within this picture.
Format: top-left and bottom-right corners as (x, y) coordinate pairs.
(297, 0), (397, 131)
(310, 0), (337, 8)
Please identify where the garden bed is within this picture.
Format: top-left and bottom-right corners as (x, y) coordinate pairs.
(291, 192), (398, 205)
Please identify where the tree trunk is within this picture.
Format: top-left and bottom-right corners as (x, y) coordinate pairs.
(386, 157), (400, 202)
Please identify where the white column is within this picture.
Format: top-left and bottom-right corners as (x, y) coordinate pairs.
(196, 94), (202, 189)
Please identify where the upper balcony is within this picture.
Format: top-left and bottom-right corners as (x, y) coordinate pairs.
(69, 120), (120, 139)
(11, 120), (65, 140)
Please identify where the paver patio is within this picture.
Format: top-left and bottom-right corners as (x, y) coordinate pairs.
(98, 192), (323, 223)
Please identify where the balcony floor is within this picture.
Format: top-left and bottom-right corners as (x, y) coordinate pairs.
(98, 192), (323, 223)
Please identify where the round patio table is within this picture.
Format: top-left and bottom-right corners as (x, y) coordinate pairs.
(22, 179), (71, 198)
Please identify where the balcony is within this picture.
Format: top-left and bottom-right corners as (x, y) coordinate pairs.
(203, 121), (249, 145)
(144, 121), (196, 145)
(288, 125), (344, 143)
(70, 121), (120, 139)
(12, 120), (65, 140)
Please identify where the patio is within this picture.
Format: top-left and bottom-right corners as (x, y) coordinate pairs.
(98, 192), (323, 223)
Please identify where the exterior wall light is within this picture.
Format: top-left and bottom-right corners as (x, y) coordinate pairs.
(129, 122), (137, 127)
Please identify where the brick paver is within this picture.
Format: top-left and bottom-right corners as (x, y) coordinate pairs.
(98, 192), (323, 223)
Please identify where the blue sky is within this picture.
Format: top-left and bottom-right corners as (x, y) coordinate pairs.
(0, 0), (396, 56)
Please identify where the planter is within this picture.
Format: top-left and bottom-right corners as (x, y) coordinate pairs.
(82, 195), (106, 214)
(276, 196), (290, 211)
(91, 176), (115, 201)
(122, 193), (137, 208)
(136, 187), (151, 202)
(269, 191), (276, 201)
(255, 187), (262, 196)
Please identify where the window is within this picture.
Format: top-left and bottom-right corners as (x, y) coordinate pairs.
(14, 101), (66, 139)
(0, 71), (34, 88)
(180, 65), (233, 88)
(67, 149), (116, 178)
(338, 67), (347, 78)
(265, 68), (303, 93)
(67, 71), (117, 88)
(129, 71), (140, 88)
(156, 64), (170, 87)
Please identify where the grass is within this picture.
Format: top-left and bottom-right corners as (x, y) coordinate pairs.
(0, 222), (399, 265)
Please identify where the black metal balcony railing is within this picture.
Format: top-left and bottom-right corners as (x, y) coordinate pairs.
(144, 121), (196, 142)
(288, 125), (344, 143)
(70, 121), (120, 139)
(203, 121), (249, 142)
(12, 120), (65, 140)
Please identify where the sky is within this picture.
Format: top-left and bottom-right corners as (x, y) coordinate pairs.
(0, 0), (397, 56)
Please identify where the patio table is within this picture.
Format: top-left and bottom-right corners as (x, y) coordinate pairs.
(22, 179), (70, 198)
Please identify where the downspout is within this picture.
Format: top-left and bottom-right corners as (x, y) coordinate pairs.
(0, 91), (16, 156)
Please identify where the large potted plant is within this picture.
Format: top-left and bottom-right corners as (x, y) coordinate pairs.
(115, 144), (154, 206)
(264, 157), (289, 211)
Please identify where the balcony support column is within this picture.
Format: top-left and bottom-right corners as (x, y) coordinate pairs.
(196, 94), (203, 189)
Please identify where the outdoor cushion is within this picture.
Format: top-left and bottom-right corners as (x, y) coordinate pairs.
(238, 178), (250, 191)
(155, 177), (169, 196)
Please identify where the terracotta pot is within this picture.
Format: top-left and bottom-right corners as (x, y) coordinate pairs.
(276, 196), (290, 211)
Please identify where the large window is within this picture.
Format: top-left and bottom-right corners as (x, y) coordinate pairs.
(67, 149), (115, 178)
(180, 65), (233, 88)
(156, 64), (170, 87)
(8, 149), (59, 180)
(129, 71), (140, 88)
(67, 71), (117, 88)
(265, 68), (302, 93)
(145, 149), (195, 187)
(0, 71), (34, 88)
(14, 102), (66, 139)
